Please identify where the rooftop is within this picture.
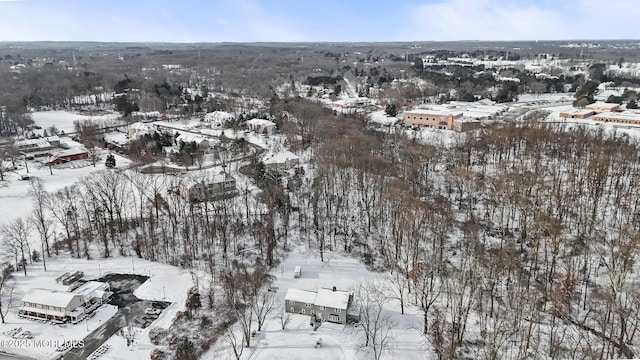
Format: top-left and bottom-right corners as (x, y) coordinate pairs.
(263, 151), (299, 164)
(284, 288), (317, 304)
(22, 288), (81, 308)
(314, 288), (350, 310)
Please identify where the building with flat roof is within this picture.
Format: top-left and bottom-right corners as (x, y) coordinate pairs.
(585, 102), (621, 112)
(559, 109), (596, 119)
(592, 111), (640, 125)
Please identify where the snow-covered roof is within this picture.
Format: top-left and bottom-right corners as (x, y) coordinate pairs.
(404, 108), (464, 117)
(593, 111), (640, 121)
(455, 117), (481, 123)
(182, 171), (235, 188)
(73, 281), (108, 297)
(585, 102), (620, 110)
(204, 111), (234, 122)
(14, 138), (51, 148)
(314, 288), (350, 310)
(50, 148), (89, 158)
(263, 151), (299, 165)
(561, 109), (595, 116)
(22, 288), (81, 308)
(246, 119), (276, 127)
(178, 133), (208, 145)
(129, 122), (152, 131)
(284, 288), (317, 304)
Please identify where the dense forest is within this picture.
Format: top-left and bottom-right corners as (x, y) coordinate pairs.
(1, 41), (640, 359)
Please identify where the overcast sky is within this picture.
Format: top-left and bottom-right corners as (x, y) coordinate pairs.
(0, 0), (637, 43)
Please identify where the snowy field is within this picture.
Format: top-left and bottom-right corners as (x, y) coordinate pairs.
(0, 147), (131, 229)
(31, 110), (121, 134)
(0, 256), (192, 360)
(205, 249), (429, 360)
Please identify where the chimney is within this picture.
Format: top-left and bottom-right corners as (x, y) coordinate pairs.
(332, 286), (336, 292)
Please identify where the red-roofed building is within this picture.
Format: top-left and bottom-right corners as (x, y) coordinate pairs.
(49, 148), (89, 165)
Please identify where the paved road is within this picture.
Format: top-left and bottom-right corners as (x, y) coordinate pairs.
(62, 301), (155, 360)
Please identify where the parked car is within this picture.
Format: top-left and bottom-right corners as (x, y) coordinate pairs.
(145, 307), (161, 315)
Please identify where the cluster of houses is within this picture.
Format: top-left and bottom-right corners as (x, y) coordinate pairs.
(560, 101), (640, 125)
(18, 271), (111, 324)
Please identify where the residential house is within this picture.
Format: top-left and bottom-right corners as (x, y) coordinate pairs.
(245, 119), (276, 135)
(333, 97), (371, 109)
(179, 171), (237, 202)
(263, 151), (300, 172)
(204, 111), (234, 127)
(128, 122), (157, 139)
(284, 287), (354, 324)
(177, 133), (210, 150)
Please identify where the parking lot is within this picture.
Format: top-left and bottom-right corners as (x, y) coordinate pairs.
(62, 274), (170, 360)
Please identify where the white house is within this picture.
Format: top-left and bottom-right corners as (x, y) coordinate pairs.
(245, 119), (276, 135)
(263, 151), (300, 172)
(177, 133), (210, 149)
(128, 122), (156, 139)
(19, 280), (111, 323)
(20, 289), (85, 323)
(204, 111), (234, 127)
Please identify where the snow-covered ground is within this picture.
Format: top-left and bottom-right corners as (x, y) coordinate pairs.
(368, 110), (399, 127)
(0, 147), (131, 229)
(31, 110), (121, 134)
(205, 249), (429, 360)
(0, 256), (191, 360)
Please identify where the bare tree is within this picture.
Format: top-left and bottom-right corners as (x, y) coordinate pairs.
(223, 326), (245, 360)
(252, 287), (277, 332)
(0, 263), (15, 324)
(1, 219), (32, 276)
(278, 311), (291, 330)
(29, 178), (52, 269)
(352, 280), (396, 360)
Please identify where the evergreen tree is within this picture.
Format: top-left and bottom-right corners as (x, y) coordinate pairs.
(385, 104), (398, 117)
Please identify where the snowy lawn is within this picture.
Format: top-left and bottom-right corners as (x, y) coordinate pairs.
(31, 110), (121, 134)
(205, 249), (430, 360)
(0, 151), (132, 230)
